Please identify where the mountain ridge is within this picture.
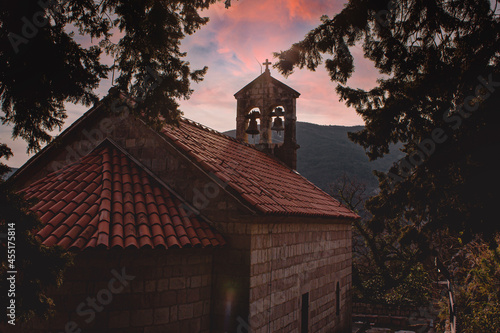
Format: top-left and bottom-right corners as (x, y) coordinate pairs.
(224, 122), (404, 194)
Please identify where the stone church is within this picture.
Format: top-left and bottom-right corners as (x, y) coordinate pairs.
(6, 63), (358, 333)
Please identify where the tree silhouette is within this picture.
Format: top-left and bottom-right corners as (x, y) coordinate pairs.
(0, 0), (231, 323)
(275, 0), (500, 257)
(0, 0), (227, 152)
(329, 173), (431, 307)
(1, 151), (73, 323)
(277, 2), (500, 328)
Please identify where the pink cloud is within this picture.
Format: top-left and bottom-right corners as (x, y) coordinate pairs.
(180, 0), (374, 131)
(219, 0), (341, 23)
(192, 0), (345, 74)
(2, 0), (379, 168)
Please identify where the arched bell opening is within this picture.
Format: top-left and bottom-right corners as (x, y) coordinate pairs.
(270, 106), (285, 143)
(234, 62), (300, 169)
(245, 108), (261, 144)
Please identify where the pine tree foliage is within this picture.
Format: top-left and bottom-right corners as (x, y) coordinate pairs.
(0, 0), (230, 323)
(329, 173), (431, 307)
(436, 236), (500, 332)
(1, 0), (223, 153)
(276, 0), (500, 252)
(0, 150), (73, 323)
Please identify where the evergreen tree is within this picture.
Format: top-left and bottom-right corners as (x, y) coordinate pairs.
(329, 173), (431, 307)
(442, 237), (500, 332)
(1, 0), (226, 152)
(1, 148), (73, 323)
(275, 0), (500, 258)
(0, 0), (233, 323)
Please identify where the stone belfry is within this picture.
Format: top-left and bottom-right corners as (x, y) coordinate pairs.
(234, 59), (301, 169)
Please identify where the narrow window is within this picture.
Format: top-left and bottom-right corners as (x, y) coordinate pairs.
(301, 292), (309, 333)
(336, 282), (340, 316)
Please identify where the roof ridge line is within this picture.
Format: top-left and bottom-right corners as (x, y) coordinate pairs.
(8, 101), (106, 185)
(178, 117), (301, 164)
(178, 117), (304, 175)
(292, 168), (348, 209)
(179, 117), (256, 148)
(96, 138), (210, 221)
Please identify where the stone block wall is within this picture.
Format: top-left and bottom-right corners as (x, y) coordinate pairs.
(9, 105), (356, 333)
(10, 109), (257, 333)
(208, 221), (252, 333)
(6, 248), (213, 333)
(248, 222), (352, 333)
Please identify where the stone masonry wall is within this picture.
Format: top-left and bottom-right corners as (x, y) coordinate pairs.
(249, 222), (352, 333)
(208, 221), (252, 333)
(10, 107), (355, 333)
(6, 248), (213, 333)
(10, 109), (257, 333)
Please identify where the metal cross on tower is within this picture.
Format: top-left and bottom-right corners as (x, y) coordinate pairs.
(263, 59), (271, 72)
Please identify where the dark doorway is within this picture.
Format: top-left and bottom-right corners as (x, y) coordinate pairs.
(301, 292), (309, 333)
(336, 281), (340, 316)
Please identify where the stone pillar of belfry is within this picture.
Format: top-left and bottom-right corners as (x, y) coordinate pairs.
(234, 59), (301, 169)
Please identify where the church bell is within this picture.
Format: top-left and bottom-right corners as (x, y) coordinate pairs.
(246, 114), (260, 135)
(271, 117), (284, 133)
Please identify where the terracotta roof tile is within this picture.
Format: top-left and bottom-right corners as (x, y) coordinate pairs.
(161, 119), (359, 219)
(20, 141), (225, 251)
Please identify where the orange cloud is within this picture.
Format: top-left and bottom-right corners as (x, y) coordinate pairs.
(197, 0), (345, 74)
(218, 0), (341, 23)
(179, 0), (371, 131)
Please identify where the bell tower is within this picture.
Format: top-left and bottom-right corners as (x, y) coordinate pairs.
(234, 59), (300, 169)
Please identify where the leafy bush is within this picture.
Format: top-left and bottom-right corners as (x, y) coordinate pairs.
(436, 238), (500, 332)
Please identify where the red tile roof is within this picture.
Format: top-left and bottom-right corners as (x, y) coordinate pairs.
(161, 119), (359, 219)
(21, 141), (225, 251)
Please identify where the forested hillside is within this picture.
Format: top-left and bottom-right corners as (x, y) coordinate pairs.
(224, 122), (404, 193)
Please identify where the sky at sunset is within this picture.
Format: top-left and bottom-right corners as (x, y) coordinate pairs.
(1, 0), (382, 168)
